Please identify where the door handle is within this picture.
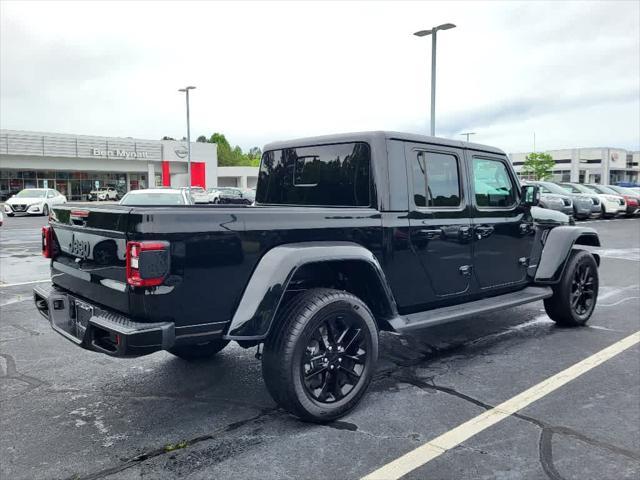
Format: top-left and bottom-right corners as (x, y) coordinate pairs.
(459, 226), (472, 240)
(416, 228), (443, 239)
(475, 225), (494, 239)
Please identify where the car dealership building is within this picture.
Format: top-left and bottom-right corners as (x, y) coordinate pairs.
(510, 147), (640, 185)
(0, 129), (260, 201)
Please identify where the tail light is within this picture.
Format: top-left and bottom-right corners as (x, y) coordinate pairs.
(42, 226), (53, 258)
(126, 241), (170, 287)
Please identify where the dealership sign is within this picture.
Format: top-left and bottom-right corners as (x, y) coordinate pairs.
(92, 148), (149, 159)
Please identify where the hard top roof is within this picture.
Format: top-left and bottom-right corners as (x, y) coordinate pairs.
(263, 131), (505, 155)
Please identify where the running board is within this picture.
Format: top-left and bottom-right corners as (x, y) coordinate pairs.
(394, 286), (553, 334)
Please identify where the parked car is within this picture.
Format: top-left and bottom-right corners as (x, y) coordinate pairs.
(559, 183), (624, 218)
(119, 188), (192, 206)
(3, 188), (66, 217)
(583, 184), (627, 217)
(34, 131), (601, 423)
(605, 185), (640, 216)
(523, 181), (573, 216)
(241, 188), (256, 204)
(557, 183), (602, 217)
(178, 186), (209, 204)
(528, 182), (594, 220)
(87, 186), (119, 201)
(209, 187), (251, 204)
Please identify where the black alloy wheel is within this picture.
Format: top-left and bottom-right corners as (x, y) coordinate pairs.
(302, 312), (368, 404)
(262, 288), (378, 422)
(544, 250), (599, 326)
(570, 262), (595, 316)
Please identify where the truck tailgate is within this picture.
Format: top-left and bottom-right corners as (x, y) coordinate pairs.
(49, 205), (132, 314)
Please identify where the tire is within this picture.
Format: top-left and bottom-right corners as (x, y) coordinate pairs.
(42, 204), (49, 217)
(169, 339), (229, 361)
(262, 288), (379, 423)
(7, 213), (14, 217)
(544, 250), (599, 327)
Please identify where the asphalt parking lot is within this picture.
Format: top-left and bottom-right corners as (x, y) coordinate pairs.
(1, 214), (639, 480)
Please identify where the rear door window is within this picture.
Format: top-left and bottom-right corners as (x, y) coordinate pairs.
(256, 142), (371, 206)
(411, 151), (461, 208)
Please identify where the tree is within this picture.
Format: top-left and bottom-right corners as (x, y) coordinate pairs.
(248, 147), (262, 159)
(204, 133), (261, 167)
(522, 152), (555, 180)
(196, 135), (208, 143)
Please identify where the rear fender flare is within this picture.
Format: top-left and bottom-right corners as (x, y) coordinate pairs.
(534, 226), (600, 283)
(224, 242), (398, 341)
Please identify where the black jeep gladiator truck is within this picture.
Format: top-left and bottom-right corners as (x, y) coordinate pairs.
(34, 131), (601, 422)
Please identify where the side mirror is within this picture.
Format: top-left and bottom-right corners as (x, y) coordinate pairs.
(521, 185), (540, 207)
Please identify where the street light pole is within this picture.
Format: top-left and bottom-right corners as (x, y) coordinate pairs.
(178, 85), (196, 196)
(460, 132), (476, 142)
(414, 23), (456, 137)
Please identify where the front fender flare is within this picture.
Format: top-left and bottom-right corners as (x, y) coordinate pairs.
(224, 242), (398, 341)
(534, 226), (600, 283)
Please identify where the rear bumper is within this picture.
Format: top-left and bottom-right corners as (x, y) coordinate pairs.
(34, 284), (175, 357)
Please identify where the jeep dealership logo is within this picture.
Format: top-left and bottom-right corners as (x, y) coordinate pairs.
(92, 148), (149, 159)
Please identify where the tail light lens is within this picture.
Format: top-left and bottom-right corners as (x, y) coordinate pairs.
(126, 241), (170, 287)
(42, 226), (53, 258)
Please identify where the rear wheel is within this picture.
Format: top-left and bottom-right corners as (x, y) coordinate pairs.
(544, 250), (598, 326)
(262, 288), (378, 423)
(169, 339), (229, 361)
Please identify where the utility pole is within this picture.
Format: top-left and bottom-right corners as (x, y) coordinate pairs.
(414, 23), (456, 136)
(178, 86), (196, 196)
(460, 132), (476, 142)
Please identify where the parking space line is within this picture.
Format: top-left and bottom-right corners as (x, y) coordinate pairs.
(0, 279), (50, 288)
(362, 330), (640, 480)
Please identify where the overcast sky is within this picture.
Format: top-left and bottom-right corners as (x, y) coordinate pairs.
(1, 0), (639, 154)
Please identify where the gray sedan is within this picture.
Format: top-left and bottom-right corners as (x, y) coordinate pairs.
(524, 181), (574, 216)
(557, 183), (602, 217)
(532, 181), (595, 219)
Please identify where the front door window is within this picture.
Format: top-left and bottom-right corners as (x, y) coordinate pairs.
(473, 158), (516, 208)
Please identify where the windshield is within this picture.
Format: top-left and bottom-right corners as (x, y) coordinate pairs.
(120, 192), (186, 205)
(538, 182), (568, 195)
(583, 185), (615, 194)
(593, 185), (618, 194)
(612, 186), (637, 195)
(15, 189), (46, 198)
(563, 183), (593, 194)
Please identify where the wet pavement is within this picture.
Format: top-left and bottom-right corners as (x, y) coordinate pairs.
(1, 214), (639, 480)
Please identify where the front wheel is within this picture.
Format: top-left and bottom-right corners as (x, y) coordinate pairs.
(42, 204), (49, 217)
(544, 250), (599, 326)
(169, 339), (229, 361)
(262, 288), (378, 423)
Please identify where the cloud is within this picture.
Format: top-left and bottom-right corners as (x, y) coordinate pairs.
(1, 0), (638, 153)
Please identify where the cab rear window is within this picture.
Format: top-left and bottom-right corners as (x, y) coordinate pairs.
(256, 142), (371, 206)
